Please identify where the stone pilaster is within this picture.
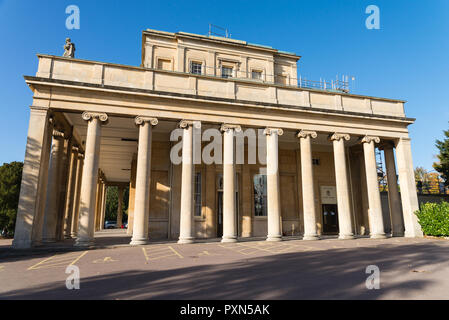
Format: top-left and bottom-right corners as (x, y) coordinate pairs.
(395, 137), (423, 237)
(13, 108), (53, 248)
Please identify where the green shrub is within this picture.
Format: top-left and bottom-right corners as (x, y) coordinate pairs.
(415, 201), (449, 237)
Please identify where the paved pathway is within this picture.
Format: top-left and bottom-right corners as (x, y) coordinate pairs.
(0, 232), (448, 299)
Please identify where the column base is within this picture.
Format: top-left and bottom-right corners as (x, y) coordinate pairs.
(130, 238), (149, 245)
(392, 232), (404, 237)
(266, 235), (282, 242)
(370, 233), (387, 239)
(12, 239), (32, 249)
(178, 237), (195, 244)
(221, 237), (237, 243)
(74, 238), (94, 247)
(404, 230), (424, 238)
(70, 232), (78, 238)
(338, 234), (355, 240)
(41, 238), (57, 244)
(303, 234), (320, 241)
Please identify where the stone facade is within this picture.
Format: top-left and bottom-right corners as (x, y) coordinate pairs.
(13, 29), (423, 249)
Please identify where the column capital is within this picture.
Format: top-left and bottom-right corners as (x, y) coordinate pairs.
(360, 135), (380, 144)
(71, 146), (80, 153)
(296, 130), (317, 139)
(135, 116), (158, 126)
(82, 112), (108, 124)
(220, 124), (242, 133)
(329, 133), (350, 142)
(378, 141), (395, 150)
(264, 127), (284, 136)
(179, 120), (201, 129)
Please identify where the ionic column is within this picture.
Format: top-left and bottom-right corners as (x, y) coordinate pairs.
(297, 130), (319, 240)
(395, 137), (423, 237)
(178, 120), (197, 244)
(75, 112), (108, 247)
(71, 153), (84, 237)
(130, 117), (158, 245)
(42, 129), (66, 242)
(63, 146), (79, 238)
(221, 124), (241, 243)
(116, 186), (124, 228)
(330, 133), (354, 240)
(382, 144), (405, 236)
(13, 108), (53, 249)
(265, 128), (283, 242)
(361, 136), (386, 239)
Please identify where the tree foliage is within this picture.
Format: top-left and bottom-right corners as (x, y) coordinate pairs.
(105, 186), (129, 223)
(434, 125), (449, 187)
(0, 162), (23, 236)
(416, 201), (449, 237)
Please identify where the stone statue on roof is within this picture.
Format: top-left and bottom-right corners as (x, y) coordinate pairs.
(63, 38), (75, 58)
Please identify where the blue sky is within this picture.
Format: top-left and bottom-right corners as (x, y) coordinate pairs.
(0, 0), (448, 171)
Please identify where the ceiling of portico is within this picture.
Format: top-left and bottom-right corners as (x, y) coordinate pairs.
(62, 112), (363, 182)
(63, 113), (179, 183)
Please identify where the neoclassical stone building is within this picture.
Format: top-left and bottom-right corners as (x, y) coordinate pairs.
(13, 29), (422, 248)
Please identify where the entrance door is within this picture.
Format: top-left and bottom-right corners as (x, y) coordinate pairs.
(217, 191), (223, 237)
(322, 204), (339, 234)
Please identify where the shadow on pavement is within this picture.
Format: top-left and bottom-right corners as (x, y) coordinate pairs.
(0, 242), (446, 300)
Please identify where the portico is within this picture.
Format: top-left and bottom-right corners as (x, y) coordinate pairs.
(12, 29), (423, 249)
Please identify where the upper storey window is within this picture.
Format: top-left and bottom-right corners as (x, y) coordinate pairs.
(276, 74), (287, 85)
(190, 62), (202, 75)
(251, 70), (263, 80)
(221, 66), (233, 79)
(157, 58), (172, 71)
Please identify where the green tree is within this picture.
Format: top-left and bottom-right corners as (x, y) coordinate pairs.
(434, 125), (449, 188)
(105, 186), (129, 223)
(0, 162), (23, 236)
(415, 166), (430, 193)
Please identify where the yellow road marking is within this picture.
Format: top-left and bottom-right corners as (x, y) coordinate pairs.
(70, 251), (88, 265)
(27, 255), (55, 270)
(0, 266), (4, 272)
(142, 246), (184, 261)
(168, 246), (184, 259)
(28, 251), (88, 270)
(93, 256), (117, 264)
(142, 247), (150, 261)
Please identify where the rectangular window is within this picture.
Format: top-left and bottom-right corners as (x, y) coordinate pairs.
(253, 174), (267, 216)
(190, 62), (202, 75)
(157, 59), (172, 71)
(276, 75), (287, 85)
(252, 70), (263, 80)
(194, 172), (202, 216)
(221, 66), (233, 79)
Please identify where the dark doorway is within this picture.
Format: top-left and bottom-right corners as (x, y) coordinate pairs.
(322, 204), (339, 234)
(217, 191), (223, 237)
